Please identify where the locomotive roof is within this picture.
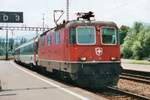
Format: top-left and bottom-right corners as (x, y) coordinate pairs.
(40, 20), (117, 36)
(66, 20), (117, 28)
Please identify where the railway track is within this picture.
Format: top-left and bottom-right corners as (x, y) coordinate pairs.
(106, 86), (150, 100)
(120, 69), (150, 84)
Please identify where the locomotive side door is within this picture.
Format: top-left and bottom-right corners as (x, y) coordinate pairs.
(34, 38), (38, 66)
(63, 28), (70, 60)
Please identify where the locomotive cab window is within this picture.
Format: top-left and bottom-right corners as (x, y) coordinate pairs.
(101, 27), (117, 45)
(76, 26), (96, 45)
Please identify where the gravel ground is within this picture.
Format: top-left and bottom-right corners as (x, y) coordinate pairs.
(98, 90), (135, 100)
(99, 79), (150, 100)
(99, 94), (134, 100)
(118, 79), (150, 98)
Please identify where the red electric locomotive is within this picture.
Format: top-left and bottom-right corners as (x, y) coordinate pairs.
(15, 12), (122, 89)
(36, 12), (122, 88)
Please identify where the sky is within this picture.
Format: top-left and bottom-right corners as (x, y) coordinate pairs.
(0, 0), (150, 39)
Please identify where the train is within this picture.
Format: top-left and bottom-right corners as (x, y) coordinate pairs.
(14, 12), (122, 89)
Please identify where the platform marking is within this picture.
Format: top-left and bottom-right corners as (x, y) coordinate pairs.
(10, 61), (89, 100)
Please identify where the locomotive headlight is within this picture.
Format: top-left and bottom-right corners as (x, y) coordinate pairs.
(111, 57), (117, 61)
(80, 57), (87, 61)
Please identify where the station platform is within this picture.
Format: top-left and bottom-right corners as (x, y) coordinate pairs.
(121, 59), (150, 72)
(0, 61), (107, 100)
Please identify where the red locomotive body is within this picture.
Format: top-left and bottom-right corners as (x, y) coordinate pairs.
(14, 12), (122, 89)
(37, 20), (122, 88)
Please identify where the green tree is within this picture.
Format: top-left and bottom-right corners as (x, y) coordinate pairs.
(133, 22), (144, 33)
(131, 41), (143, 59)
(119, 25), (130, 44)
(20, 37), (27, 45)
(142, 31), (150, 57)
(121, 30), (135, 58)
(121, 22), (150, 59)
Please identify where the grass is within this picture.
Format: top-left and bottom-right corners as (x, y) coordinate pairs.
(122, 59), (150, 65)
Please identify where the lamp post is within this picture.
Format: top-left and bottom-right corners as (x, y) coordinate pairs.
(0, 80), (2, 91)
(66, 0), (69, 21)
(5, 29), (8, 60)
(11, 29), (14, 51)
(42, 13), (45, 33)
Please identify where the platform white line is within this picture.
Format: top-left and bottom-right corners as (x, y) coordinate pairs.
(10, 61), (89, 100)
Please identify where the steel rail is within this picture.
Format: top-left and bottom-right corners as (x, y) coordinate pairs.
(121, 73), (150, 80)
(107, 86), (150, 100)
(122, 69), (150, 77)
(120, 74), (150, 84)
(120, 69), (150, 84)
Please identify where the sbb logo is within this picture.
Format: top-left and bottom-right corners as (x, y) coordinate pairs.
(95, 47), (103, 56)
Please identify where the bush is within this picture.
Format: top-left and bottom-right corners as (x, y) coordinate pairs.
(121, 22), (150, 60)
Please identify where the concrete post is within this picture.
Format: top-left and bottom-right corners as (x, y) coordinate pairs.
(0, 80), (2, 91)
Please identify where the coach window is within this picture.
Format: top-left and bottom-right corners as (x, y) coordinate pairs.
(29, 43), (34, 54)
(20, 48), (23, 55)
(55, 32), (60, 44)
(101, 27), (117, 45)
(47, 34), (51, 46)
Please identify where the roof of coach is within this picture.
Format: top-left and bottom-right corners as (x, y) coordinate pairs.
(15, 38), (35, 50)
